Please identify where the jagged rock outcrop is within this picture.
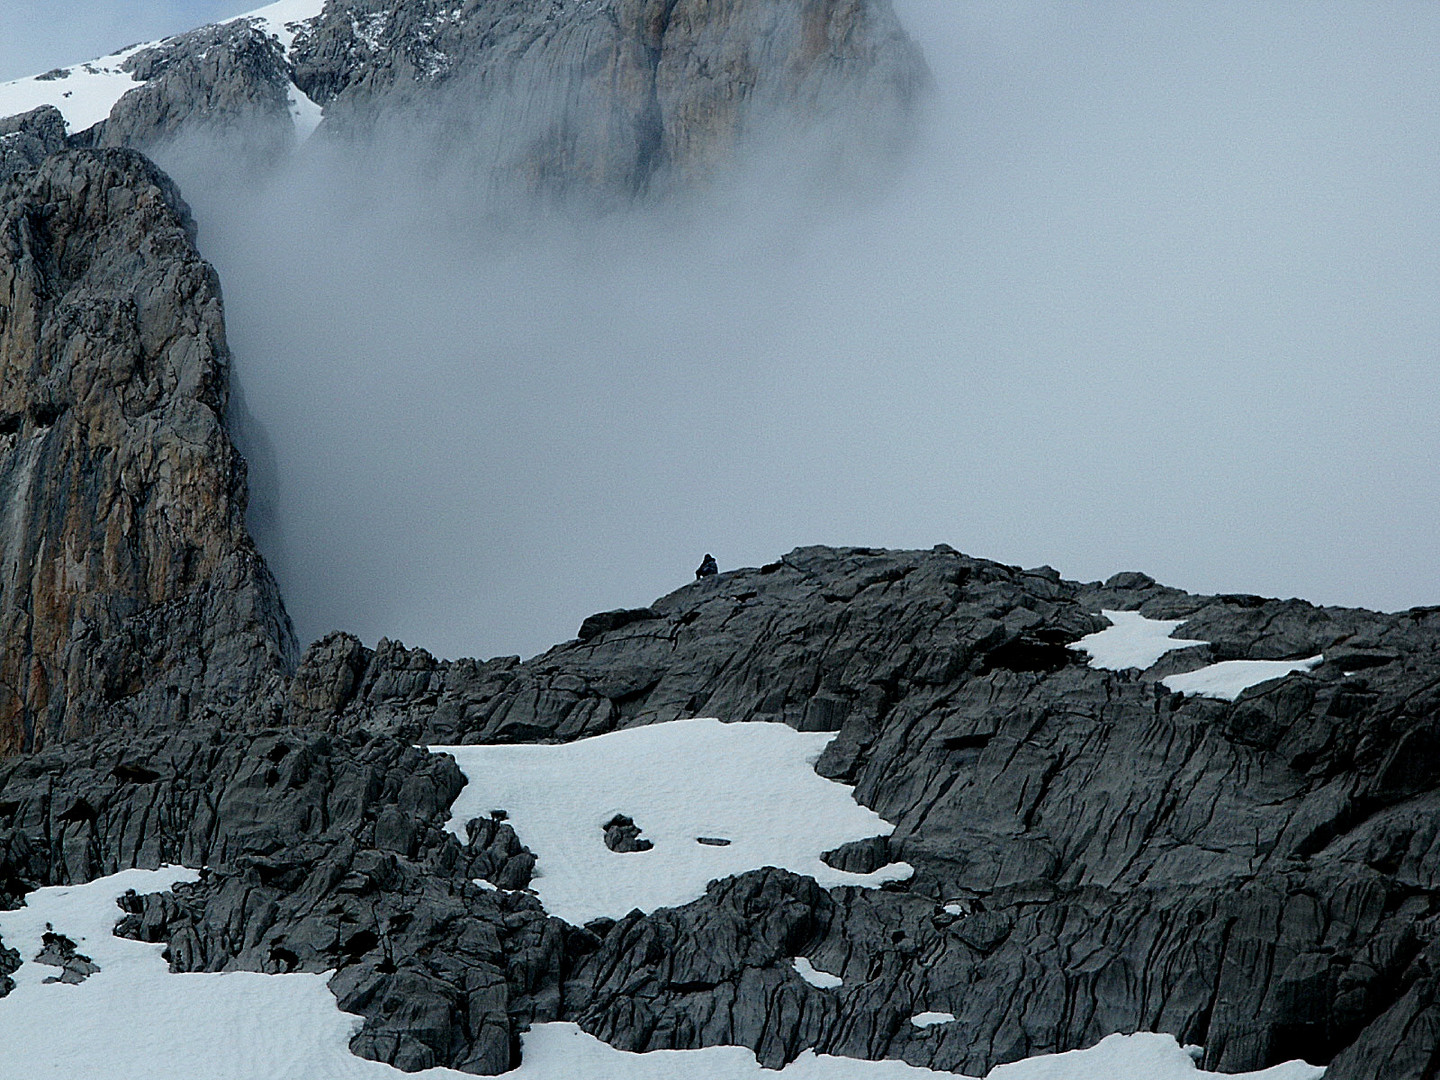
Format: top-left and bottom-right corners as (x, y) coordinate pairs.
(281, 545), (1440, 1078)
(3, 525), (1438, 1076)
(0, 933), (16, 996)
(97, 21), (300, 168)
(0, 718), (563, 1072)
(0, 107), (68, 182)
(0, 149), (297, 754)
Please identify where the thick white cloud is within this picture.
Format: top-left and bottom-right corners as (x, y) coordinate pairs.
(7, 2), (1440, 662)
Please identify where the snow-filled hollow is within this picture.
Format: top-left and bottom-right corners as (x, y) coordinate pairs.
(1069, 610), (1208, 670)
(0, 42), (152, 132)
(793, 956), (844, 989)
(1161, 656), (1324, 701)
(236, 0), (327, 53)
(431, 717), (914, 925)
(910, 1012), (956, 1028)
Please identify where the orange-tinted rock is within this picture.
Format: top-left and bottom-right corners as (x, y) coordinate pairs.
(0, 148), (296, 754)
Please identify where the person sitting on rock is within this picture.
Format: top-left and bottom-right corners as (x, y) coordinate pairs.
(695, 554), (718, 580)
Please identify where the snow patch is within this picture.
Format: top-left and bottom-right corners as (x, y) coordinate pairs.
(0, 868), (479, 1080)
(514, 1023), (950, 1077)
(235, 0), (327, 54)
(431, 717), (913, 925)
(910, 1012), (956, 1028)
(1162, 656), (1324, 701)
(1077, 609), (1323, 699)
(986, 1031), (1324, 1080)
(350, 11), (393, 52)
(286, 80), (323, 139)
(0, 41), (153, 132)
(1069, 610), (1207, 671)
(793, 956), (843, 989)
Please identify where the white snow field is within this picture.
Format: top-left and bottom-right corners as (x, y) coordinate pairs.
(432, 717), (914, 925)
(0, 859), (1326, 1079)
(1069, 610), (1207, 670)
(0, 868), (482, 1080)
(0, 0), (325, 138)
(1161, 656), (1325, 701)
(986, 1032), (1322, 1080)
(0, 42), (155, 132)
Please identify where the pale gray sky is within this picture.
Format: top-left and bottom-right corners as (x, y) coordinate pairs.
(6, 2), (1439, 660)
(0, 1), (242, 81)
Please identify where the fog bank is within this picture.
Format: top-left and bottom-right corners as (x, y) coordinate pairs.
(158, 1), (1438, 660)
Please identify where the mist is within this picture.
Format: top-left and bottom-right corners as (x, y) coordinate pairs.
(137, 1), (1440, 662)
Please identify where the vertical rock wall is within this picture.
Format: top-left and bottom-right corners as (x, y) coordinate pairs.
(0, 149), (297, 754)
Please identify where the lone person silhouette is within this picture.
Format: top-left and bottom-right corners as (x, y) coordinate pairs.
(695, 554), (718, 580)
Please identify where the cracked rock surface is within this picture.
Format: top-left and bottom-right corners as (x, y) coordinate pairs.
(0, 149), (297, 754)
(290, 546), (1440, 1077)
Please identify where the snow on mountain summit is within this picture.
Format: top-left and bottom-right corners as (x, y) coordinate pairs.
(0, 0), (325, 135)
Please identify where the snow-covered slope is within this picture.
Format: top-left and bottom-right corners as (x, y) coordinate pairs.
(0, 41), (154, 132)
(0, 0), (324, 138)
(0, 866), (1325, 1080)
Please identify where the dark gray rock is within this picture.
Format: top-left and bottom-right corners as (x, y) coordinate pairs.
(603, 814), (654, 854)
(0, 107), (68, 181)
(99, 21), (298, 169)
(0, 933), (17, 997)
(35, 930), (100, 983)
(2, 533), (1437, 1077)
(0, 717), (564, 1073)
(578, 608), (661, 642)
(301, 544), (1440, 1077)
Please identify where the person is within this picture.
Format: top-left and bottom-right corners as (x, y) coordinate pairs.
(695, 554), (718, 579)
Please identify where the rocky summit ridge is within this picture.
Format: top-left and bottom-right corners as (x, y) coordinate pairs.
(0, 3), (1437, 1079)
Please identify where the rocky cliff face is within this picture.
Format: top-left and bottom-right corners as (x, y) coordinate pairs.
(0, 108), (68, 181)
(98, 20), (300, 170)
(2, 0), (926, 199)
(0, 149), (296, 754)
(290, 0), (927, 194)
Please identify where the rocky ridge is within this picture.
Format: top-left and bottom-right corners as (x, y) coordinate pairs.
(284, 545), (1440, 1078)
(2, 514), (1438, 1075)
